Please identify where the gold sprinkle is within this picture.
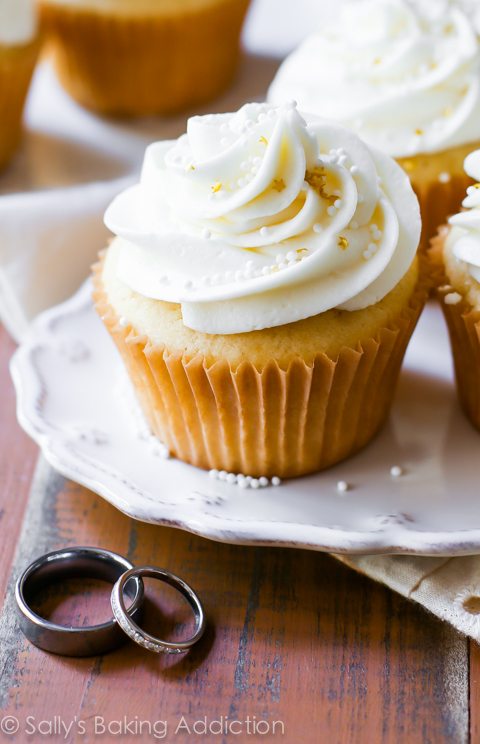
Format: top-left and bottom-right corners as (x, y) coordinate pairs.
(402, 160), (415, 172)
(272, 178), (286, 192)
(305, 167), (334, 202)
(211, 181), (222, 193)
(259, 136), (269, 146)
(443, 106), (453, 118)
(373, 57), (382, 66)
(415, 128), (424, 136)
(296, 248), (308, 255)
(187, 164), (196, 172)
(474, 183), (480, 189)
(444, 23), (454, 34)
(338, 236), (349, 250)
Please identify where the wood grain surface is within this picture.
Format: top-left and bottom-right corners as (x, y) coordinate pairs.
(0, 327), (476, 744)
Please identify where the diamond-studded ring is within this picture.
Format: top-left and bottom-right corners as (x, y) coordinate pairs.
(111, 566), (206, 655)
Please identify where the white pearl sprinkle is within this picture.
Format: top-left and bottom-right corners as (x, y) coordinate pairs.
(336, 480), (350, 493)
(334, 199), (342, 209)
(118, 316), (128, 328)
(313, 223), (322, 233)
(260, 227), (269, 237)
(438, 172), (451, 184)
(350, 165), (359, 175)
(390, 465), (404, 479)
(202, 229), (211, 240)
(261, 266), (271, 276)
(444, 292), (462, 305)
(205, 470), (284, 489)
(327, 206), (336, 217)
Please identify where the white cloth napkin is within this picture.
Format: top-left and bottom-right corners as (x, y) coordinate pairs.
(2, 0), (480, 644)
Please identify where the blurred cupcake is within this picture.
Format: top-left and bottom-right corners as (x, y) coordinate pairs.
(268, 0), (480, 250)
(431, 150), (480, 431)
(0, 0), (39, 171)
(94, 102), (426, 479)
(38, 0), (251, 116)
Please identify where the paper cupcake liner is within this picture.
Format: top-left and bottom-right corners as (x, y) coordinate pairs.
(398, 141), (479, 253)
(39, 0), (250, 116)
(412, 171), (472, 253)
(430, 230), (480, 431)
(93, 258), (429, 478)
(0, 40), (39, 170)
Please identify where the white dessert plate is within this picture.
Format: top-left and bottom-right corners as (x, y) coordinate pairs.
(10, 280), (480, 556)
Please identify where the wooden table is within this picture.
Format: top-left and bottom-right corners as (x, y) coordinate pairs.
(0, 322), (478, 744)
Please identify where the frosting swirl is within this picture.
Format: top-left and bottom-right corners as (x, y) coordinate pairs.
(268, 0), (480, 159)
(105, 102), (420, 334)
(0, 0), (37, 45)
(449, 150), (480, 283)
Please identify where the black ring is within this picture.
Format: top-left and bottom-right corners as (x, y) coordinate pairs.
(15, 547), (144, 657)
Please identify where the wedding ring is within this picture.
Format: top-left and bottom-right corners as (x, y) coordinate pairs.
(15, 547), (144, 657)
(111, 566), (206, 654)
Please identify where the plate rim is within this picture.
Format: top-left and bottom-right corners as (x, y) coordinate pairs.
(10, 280), (480, 557)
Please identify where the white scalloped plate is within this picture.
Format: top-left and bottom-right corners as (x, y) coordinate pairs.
(10, 280), (480, 556)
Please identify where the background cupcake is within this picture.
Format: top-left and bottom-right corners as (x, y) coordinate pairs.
(38, 0), (252, 116)
(268, 0), (480, 250)
(94, 102), (426, 479)
(431, 150), (480, 431)
(0, 0), (39, 171)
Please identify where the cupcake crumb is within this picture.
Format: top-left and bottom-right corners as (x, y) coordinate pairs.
(438, 172), (451, 184)
(444, 292), (462, 305)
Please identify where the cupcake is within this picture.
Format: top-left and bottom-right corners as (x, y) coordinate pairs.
(268, 0), (480, 250)
(94, 102), (426, 479)
(37, 0), (251, 116)
(0, 0), (39, 170)
(430, 150), (480, 431)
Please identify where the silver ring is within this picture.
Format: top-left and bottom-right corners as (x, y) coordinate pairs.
(15, 547), (144, 657)
(111, 566), (205, 654)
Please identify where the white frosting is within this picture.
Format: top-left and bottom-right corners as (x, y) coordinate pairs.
(0, 0), (36, 45)
(268, 0), (480, 159)
(449, 150), (480, 284)
(105, 102), (420, 335)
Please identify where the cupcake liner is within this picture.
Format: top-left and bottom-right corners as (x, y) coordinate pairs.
(39, 0), (250, 116)
(411, 171), (473, 253)
(430, 230), (480, 430)
(93, 257), (429, 478)
(399, 141), (479, 253)
(0, 39), (39, 170)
